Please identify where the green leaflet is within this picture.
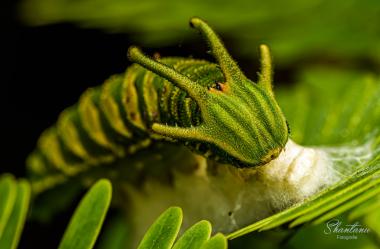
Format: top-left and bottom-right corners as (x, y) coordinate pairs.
(58, 179), (112, 249)
(0, 176), (113, 249)
(137, 207), (182, 249)
(199, 234), (227, 249)
(0, 176), (30, 249)
(0, 175), (17, 238)
(0, 177), (135, 249)
(172, 220), (212, 249)
(137, 207), (227, 249)
(0, 174), (228, 249)
(96, 207), (225, 249)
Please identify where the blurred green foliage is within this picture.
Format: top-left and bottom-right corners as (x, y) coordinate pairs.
(19, 0), (380, 66)
(0, 177), (112, 249)
(58, 179), (112, 249)
(0, 176), (227, 249)
(277, 67), (380, 145)
(136, 207), (227, 249)
(0, 175), (30, 249)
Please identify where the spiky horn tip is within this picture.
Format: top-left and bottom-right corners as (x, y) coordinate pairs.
(258, 44), (274, 94)
(152, 123), (207, 141)
(127, 46), (141, 61)
(189, 17), (244, 82)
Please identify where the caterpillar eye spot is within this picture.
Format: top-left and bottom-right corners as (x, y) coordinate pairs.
(153, 52), (161, 60)
(228, 211), (233, 216)
(215, 82), (222, 91)
(208, 82), (226, 94)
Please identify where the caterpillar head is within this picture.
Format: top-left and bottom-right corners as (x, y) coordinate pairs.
(128, 17), (289, 167)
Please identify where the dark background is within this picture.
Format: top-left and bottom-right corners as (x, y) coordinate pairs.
(3, 1), (133, 178)
(2, 2), (135, 248)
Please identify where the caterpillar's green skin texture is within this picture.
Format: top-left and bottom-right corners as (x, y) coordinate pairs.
(27, 18), (289, 190)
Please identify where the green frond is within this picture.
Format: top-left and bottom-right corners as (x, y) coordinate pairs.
(0, 175), (30, 249)
(172, 220), (212, 249)
(137, 207), (227, 249)
(58, 179), (112, 249)
(0, 176), (113, 249)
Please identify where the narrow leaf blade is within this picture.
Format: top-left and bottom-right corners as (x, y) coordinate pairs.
(0, 175), (17, 238)
(0, 179), (31, 249)
(173, 220), (212, 249)
(200, 233), (227, 249)
(137, 207), (182, 249)
(58, 179), (112, 249)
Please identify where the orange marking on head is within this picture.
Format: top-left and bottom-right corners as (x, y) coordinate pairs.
(153, 52), (161, 60)
(219, 83), (229, 92)
(208, 82), (229, 94)
(260, 147), (281, 165)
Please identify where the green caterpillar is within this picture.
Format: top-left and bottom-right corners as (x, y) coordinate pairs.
(27, 17), (289, 193)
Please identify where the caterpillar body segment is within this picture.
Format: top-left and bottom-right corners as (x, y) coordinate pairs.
(27, 18), (289, 192)
(28, 59), (223, 186)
